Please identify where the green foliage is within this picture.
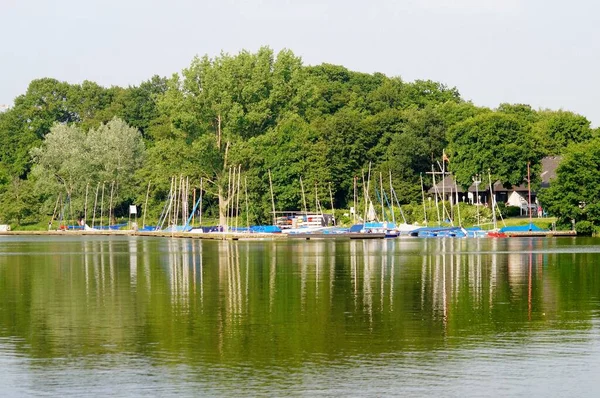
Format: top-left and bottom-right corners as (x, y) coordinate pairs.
(448, 112), (541, 189)
(496, 203), (522, 218)
(539, 138), (600, 226)
(0, 48), (596, 226)
(533, 110), (593, 156)
(29, 118), (145, 223)
(575, 220), (594, 236)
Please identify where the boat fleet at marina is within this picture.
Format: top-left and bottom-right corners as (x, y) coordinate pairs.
(52, 159), (569, 239)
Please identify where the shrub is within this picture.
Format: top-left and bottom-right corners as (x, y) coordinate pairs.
(503, 205), (522, 217)
(575, 220), (594, 236)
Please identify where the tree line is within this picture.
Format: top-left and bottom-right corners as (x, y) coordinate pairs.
(0, 47), (596, 228)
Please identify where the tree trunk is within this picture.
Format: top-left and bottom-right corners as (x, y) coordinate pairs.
(218, 185), (229, 228)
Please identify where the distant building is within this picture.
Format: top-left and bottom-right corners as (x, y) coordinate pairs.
(428, 156), (562, 210)
(0, 104), (10, 113)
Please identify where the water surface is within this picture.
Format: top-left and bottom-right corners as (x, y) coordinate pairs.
(1, 236), (599, 396)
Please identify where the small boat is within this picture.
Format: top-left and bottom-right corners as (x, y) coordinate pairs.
(409, 226), (466, 238)
(349, 222), (400, 238)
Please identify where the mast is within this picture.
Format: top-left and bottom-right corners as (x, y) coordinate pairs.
(389, 170), (395, 225)
(431, 165), (441, 225)
(314, 183), (318, 215)
(183, 176), (189, 226)
(108, 181), (115, 226)
(227, 167), (232, 231)
(455, 176), (462, 227)
(84, 182), (89, 225)
(328, 182), (335, 226)
(473, 173), (481, 226)
(236, 165), (241, 231)
(268, 169), (276, 226)
(191, 188), (196, 227)
(488, 170), (497, 230)
(100, 182), (105, 229)
(143, 181), (151, 228)
(449, 180), (454, 226)
(353, 176), (357, 224)
(527, 161), (532, 228)
(442, 150), (446, 219)
(379, 172), (385, 222)
(420, 173), (427, 226)
(300, 177), (308, 217)
(245, 177), (249, 230)
(199, 178), (203, 227)
(92, 182), (99, 228)
(363, 162), (372, 224)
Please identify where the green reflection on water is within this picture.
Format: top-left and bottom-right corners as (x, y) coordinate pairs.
(0, 236), (599, 367)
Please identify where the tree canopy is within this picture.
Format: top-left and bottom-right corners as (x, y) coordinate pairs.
(0, 47), (595, 227)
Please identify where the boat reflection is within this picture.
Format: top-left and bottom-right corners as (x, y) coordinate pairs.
(0, 236), (595, 363)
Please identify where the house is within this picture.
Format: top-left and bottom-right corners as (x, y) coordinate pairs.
(427, 156), (561, 210)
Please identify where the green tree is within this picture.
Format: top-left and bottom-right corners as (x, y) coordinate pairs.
(447, 112), (540, 189)
(533, 110), (592, 155)
(31, 118), (145, 219)
(538, 138), (600, 225)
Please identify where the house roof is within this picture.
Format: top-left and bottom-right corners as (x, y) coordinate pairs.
(540, 156), (561, 188)
(427, 175), (466, 194)
(427, 156), (562, 195)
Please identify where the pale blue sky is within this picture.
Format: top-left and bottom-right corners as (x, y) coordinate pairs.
(1, 0), (598, 125)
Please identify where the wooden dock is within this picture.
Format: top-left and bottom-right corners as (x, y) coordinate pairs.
(0, 230), (387, 240)
(503, 230), (577, 237)
(0, 229), (576, 240)
(0, 230), (286, 240)
(285, 232), (386, 240)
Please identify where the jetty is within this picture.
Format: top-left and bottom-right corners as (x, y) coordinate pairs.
(502, 230), (577, 237)
(0, 229), (575, 240)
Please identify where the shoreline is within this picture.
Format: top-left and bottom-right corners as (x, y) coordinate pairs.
(0, 229), (576, 239)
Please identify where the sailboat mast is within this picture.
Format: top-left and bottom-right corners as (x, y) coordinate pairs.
(100, 182), (105, 229)
(199, 178), (203, 227)
(431, 165), (440, 225)
(420, 173), (427, 226)
(488, 170), (496, 229)
(455, 176), (462, 227)
(227, 167), (232, 231)
(328, 182), (335, 226)
(300, 177), (308, 216)
(353, 176), (357, 224)
(389, 170), (395, 225)
(84, 182), (89, 225)
(236, 165), (241, 231)
(379, 172), (385, 222)
(314, 183), (318, 215)
(191, 188), (196, 227)
(442, 151), (446, 218)
(362, 170), (367, 226)
(364, 162), (372, 223)
(528, 162), (532, 226)
(92, 182), (99, 228)
(108, 181), (115, 226)
(245, 177), (249, 230)
(143, 181), (151, 228)
(268, 169), (276, 226)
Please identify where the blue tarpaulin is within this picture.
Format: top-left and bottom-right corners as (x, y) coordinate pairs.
(499, 223), (545, 233)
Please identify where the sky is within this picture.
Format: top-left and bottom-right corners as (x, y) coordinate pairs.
(1, 0), (599, 125)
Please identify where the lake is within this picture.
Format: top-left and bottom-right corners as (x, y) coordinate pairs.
(1, 236), (600, 396)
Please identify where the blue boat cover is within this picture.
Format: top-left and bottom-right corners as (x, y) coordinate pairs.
(139, 225), (158, 231)
(499, 223), (545, 233)
(250, 225), (282, 233)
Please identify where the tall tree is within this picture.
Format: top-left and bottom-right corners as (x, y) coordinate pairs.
(448, 112), (540, 188)
(533, 110), (593, 156)
(539, 138), (600, 225)
(30, 118), (145, 219)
